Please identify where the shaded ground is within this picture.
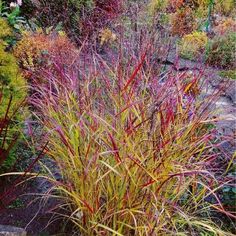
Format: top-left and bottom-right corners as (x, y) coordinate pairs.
(0, 178), (66, 236)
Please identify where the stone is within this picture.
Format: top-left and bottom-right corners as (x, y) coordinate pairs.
(224, 82), (236, 104)
(0, 225), (26, 236)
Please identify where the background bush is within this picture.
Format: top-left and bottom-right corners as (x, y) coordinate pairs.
(0, 43), (26, 170)
(171, 6), (196, 36)
(215, 0), (235, 16)
(13, 30), (78, 80)
(177, 31), (208, 60)
(0, 18), (26, 171)
(214, 17), (236, 36)
(206, 33), (236, 69)
(21, 0), (122, 42)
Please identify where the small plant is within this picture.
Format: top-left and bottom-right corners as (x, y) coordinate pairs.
(0, 0), (25, 31)
(214, 17), (236, 36)
(177, 31), (208, 60)
(215, 0), (235, 16)
(148, 0), (169, 15)
(206, 33), (236, 69)
(7, 198), (24, 209)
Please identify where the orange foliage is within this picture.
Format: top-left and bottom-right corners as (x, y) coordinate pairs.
(169, 0), (184, 10)
(214, 17), (236, 36)
(14, 31), (78, 78)
(171, 6), (196, 36)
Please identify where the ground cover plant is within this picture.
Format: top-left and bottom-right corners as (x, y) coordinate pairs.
(0, 0), (235, 235)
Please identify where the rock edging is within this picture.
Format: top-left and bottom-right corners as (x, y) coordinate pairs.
(0, 225), (26, 236)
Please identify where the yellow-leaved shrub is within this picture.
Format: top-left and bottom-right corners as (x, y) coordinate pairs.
(0, 39), (27, 170)
(0, 18), (13, 40)
(177, 31), (208, 60)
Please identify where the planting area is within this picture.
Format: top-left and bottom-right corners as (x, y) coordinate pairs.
(0, 0), (235, 235)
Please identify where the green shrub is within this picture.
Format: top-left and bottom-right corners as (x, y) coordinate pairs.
(0, 43), (26, 106)
(148, 0), (169, 15)
(0, 17), (13, 39)
(0, 38), (26, 170)
(206, 33), (236, 69)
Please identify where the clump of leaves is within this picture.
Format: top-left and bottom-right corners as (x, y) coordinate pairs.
(148, 0), (169, 15)
(99, 28), (117, 46)
(177, 31), (208, 60)
(0, 1), (25, 38)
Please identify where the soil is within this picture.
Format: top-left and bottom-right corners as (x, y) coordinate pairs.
(0, 177), (66, 236)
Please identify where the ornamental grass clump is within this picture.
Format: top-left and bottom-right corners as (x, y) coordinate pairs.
(31, 46), (235, 235)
